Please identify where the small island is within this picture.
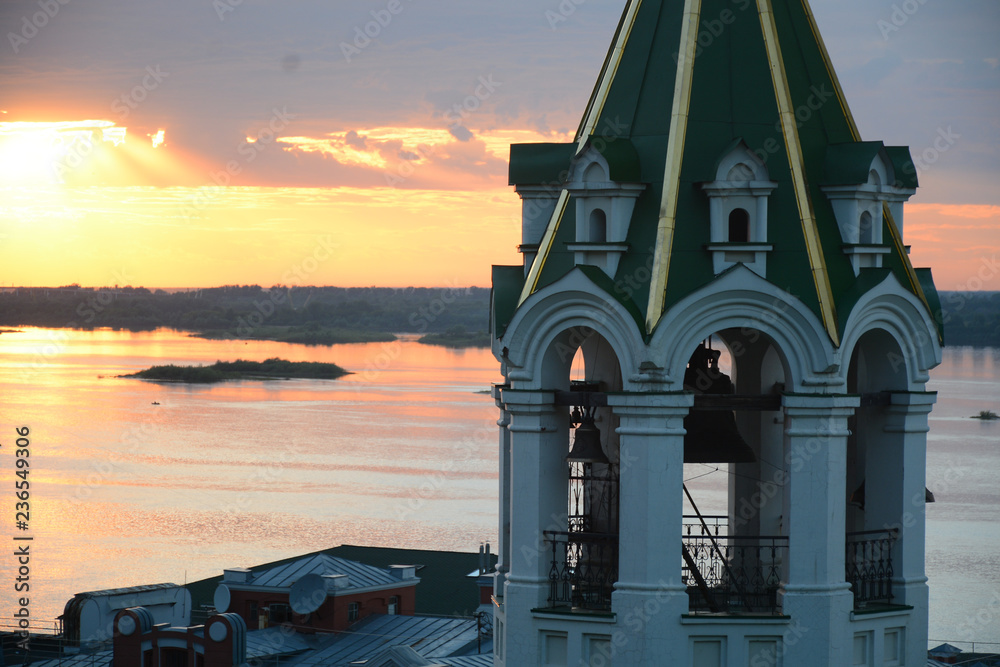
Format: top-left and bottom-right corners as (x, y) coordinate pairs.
(122, 358), (350, 384)
(972, 410), (999, 421)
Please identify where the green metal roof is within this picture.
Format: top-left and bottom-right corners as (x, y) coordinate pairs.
(496, 0), (939, 345)
(885, 146), (920, 189)
(492, 265), (525, 337)
(185, 545), (497, 619)
(823, 142), (887, 185)
(508, 144), (575, 186)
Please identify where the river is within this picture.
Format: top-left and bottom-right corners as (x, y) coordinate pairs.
(0, 328), (996, 649)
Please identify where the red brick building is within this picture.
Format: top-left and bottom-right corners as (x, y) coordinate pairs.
(212, 553), (418, 633)
(112, 607), (247, 667)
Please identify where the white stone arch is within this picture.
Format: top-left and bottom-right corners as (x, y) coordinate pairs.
(868, 150), (893, 190)
(839, 274), (942, 388)
(500, 270), (645, 390)
(566, 145), (612, 186)
(650, 266), (839, 391)
(715, 140), (771, 183)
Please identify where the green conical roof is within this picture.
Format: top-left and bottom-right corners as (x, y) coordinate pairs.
(503, 0), (938, 346)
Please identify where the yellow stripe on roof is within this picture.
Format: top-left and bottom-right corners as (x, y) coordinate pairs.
(645, 0), (702, 334)
(803, 0), (933, 329)
(758, 0), (839, 346)
(800, 0), (860, 141)
(518, 189), (570, 306)
(576, 0), (643, 155)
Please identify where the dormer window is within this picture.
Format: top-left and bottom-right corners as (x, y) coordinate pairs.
(564, 145), (645, 279)
(822, 144), (915, 275)
(702, 141), (777, 278)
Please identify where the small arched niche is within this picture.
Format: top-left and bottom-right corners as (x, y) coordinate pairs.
(728, 208), (751, 243)
(589, 208), (608, 242)
(858, 211), (874, 245)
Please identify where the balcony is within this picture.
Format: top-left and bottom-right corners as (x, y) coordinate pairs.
(846, 529), (897, 609)
(543, 530), (618, 612)
(541, 522), (897, 615)
(682, 516), (788, 614)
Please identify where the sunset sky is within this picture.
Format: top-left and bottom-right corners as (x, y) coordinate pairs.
(1, 0), (998, 289)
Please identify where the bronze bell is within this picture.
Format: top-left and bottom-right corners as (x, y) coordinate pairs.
(849, 480), (936, 511)
(567, 411), (609, 464)
(683, 409), (756, 463)
(683, 342), (756, 464)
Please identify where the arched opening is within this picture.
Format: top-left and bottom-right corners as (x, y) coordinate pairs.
(588, 208), (607, 242)
(728, 208), (751, 242)
(540, 327), (623, 611)
(859, 211), (874, 244)
(680, 329), (790, 614)
(845, 328), (911, 609)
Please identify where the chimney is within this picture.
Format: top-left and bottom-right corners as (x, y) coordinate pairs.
(222, 568), (252, 584)
(389, 565), (417, 580)
(324, 574), (350, 589)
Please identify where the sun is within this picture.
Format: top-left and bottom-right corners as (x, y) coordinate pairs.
(0, 127), (65, 183)
(0, 120), (121, 185)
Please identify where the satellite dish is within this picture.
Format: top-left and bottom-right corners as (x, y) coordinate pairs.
(289, 574), (327, 615)
(214, 584), (231, 613)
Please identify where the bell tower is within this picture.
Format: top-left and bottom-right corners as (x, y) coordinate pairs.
(490, 1), (943, 666)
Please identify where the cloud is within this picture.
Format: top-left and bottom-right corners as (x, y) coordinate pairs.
(449, 125), (474, 142)
(0, 0), (993, 205)
(344, 130), (368, 149)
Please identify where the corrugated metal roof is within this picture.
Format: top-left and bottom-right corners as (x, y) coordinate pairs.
(246, 626), (315, 660)
(251, 553), (401, 590)
(29, 650), (113, 667)
(186, 545), (493, 618)
(69, 583), (180, 599)
(287, 615), (479, 666)
(440, 656), (493, 667)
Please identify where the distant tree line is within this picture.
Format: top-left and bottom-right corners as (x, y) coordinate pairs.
(0, 286), (996, 347)
(0, 285), (491, 336)
(938, 291), (1000, 347)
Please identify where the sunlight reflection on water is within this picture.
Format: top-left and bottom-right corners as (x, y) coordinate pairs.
(0, 328), (996, 647)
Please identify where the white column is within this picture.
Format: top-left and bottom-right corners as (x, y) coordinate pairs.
(492, 384), (512, 598)
(608, 392), (693, 666)
(780, 393), (858, 666)
(884, 391), (936, 667)
(498, 388), (567, 667)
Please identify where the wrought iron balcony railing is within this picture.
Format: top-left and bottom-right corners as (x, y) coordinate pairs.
(540, 521), (897, 615)
(543, 530), (618, 611)
(846, 529), (897, 608)
(682, 531), (788, 614)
